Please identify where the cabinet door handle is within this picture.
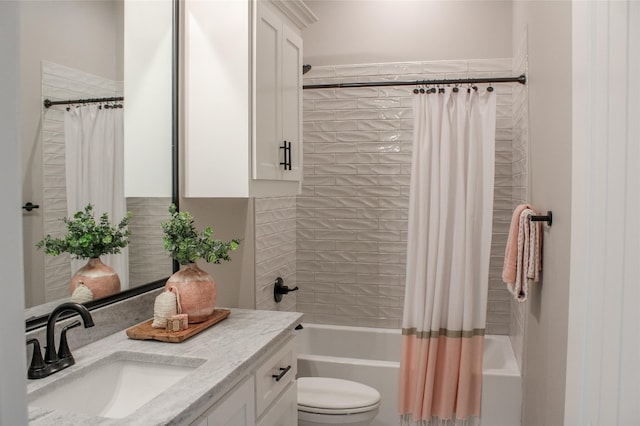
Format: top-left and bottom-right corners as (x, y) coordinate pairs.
(279, 141), (292, 171)
(271, 365), (291, 382)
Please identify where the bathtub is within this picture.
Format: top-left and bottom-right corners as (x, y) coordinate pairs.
(296, 323), (521, 426)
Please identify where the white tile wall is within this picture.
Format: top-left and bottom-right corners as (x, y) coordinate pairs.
(510, 33), (530, 371)
(126, 197), (173, 287)
(299, 60), (516, 331)
(254, 197), (297, 312)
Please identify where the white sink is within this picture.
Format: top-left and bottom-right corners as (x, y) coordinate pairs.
(29, 351), (205, 419)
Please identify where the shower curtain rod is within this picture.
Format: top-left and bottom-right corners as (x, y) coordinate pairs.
(43, 96), (124, 109)
(303, 74), (526, 90)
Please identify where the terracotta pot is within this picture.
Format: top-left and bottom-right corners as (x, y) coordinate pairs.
(70, 258), (121, 301)
(166, 263), (216, 323)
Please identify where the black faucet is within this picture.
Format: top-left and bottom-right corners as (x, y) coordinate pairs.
(27, 302), (95, 379)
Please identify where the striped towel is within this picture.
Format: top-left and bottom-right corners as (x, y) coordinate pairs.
(503, 205), (542, 302)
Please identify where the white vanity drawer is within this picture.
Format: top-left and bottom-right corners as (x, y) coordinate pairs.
(255, 336), (296, 417)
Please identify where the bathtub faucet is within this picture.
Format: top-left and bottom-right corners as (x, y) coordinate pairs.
(274, 277), (299, 303)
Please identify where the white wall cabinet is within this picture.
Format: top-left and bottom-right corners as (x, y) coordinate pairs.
(190, 335), (297, 426)
(183, 0), (316, 198)
(254, 3), (302, 183)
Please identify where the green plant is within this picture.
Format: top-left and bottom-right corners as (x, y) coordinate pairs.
(36, 204), (132, 260)
(161, 204), (240, 265)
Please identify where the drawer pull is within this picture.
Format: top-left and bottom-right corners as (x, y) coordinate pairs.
(272, 365), (291, 382)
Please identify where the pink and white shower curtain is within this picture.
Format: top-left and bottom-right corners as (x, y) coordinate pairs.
(399, 88), (496, 426)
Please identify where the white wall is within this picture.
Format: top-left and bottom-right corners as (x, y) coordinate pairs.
(303, 0), (512, 65)
(509, 32), (529, 372)
(512, 2), (573, 426)
(178, 198), (256, 309)
(0, 2), (28, 424)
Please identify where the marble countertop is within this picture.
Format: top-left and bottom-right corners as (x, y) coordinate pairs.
(27, 308), (303, 425)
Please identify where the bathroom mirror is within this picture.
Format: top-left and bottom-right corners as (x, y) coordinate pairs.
(22, 0), (178, 328)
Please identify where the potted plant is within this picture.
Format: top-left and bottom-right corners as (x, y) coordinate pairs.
(162, 204), (239, 323)
(36, 204), (132, 301)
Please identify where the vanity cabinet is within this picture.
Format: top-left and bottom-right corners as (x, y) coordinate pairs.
(190, 335), (297, 426)
(256, 382), (297, 426)
(192, 376), (256, 426)
(183, 0), (316, 198)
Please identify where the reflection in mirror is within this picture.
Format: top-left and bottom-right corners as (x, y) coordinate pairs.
(21, 0), (175, 318)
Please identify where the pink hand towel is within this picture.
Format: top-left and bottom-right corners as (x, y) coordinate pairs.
(513, 208), (542, 301)
(502, 204), (531, 284)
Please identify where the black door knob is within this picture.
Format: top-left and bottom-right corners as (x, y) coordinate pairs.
(274, 277), (299, 303)
(22, 202), (40, 212)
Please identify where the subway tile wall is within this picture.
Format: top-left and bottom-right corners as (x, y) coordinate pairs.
(298, 59), (516, 332)
(510, 33), (530, 371)
(126, 197), (173, 288)
(255, 197), (297, 312)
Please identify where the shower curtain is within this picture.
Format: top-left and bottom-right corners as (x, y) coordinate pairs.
(64, 104), (128, 290)
(399, 88), (496, 426)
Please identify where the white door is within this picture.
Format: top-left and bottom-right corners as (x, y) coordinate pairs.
(565, 1), (640, 424)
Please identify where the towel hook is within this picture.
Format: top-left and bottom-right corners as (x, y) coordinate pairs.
(529, 211), (553, 226)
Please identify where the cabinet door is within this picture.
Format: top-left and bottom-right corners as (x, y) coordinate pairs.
(205, 376), (256, 426)
(281, 25), (303, 182)
(257, 381), (298, 426)
(254, 3), (282, 180)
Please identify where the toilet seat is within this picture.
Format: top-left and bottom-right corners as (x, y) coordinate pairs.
(298, 402), (381, 415)
(297, 377), (381, 415)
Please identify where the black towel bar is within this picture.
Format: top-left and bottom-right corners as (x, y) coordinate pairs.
(529, 211), (553, 226)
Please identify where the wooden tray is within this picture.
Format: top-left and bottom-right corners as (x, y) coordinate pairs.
(126, 309), (231, 343)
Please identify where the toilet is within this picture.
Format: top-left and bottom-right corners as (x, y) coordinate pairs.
(297, 377), (382, 426)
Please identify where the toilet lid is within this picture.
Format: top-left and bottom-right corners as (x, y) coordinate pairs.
(297, 377), (381, 414)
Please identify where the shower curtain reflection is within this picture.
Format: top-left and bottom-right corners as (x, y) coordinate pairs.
(64, 104), (128, 294)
